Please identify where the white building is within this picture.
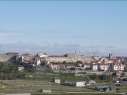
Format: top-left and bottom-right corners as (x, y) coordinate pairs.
(114, 64), (125, 71)
(76, 81), (86, 87)
(92, 64), (98, 71)
(49, 63), (60, 70)
(100, 64), (109, 71)
(36, 59), (41, 66)
(46, 56), (77, 63)
(54, 79), (61, 84)
(38, 53), (48, 58)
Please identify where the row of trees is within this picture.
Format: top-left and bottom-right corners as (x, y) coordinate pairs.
(0, 63), (26, 80)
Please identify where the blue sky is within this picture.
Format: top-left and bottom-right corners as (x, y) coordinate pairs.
(0, 1), (127, 55)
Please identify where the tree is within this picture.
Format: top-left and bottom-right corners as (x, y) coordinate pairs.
(0, 63), (18, 79)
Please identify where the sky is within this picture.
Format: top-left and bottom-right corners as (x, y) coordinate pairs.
(0, 1), (127, 55)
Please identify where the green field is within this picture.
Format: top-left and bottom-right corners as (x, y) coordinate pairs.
(0, 72), (126, 94)
(0, 80), (95, 94)
(0, 79), (126, 95)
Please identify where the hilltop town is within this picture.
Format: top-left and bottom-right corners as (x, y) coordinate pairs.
(2, 52), (126, 74)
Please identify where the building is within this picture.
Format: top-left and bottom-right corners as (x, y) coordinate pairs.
(37, 53), (48, 58)
(99, 64), (109, 71)
(63, 80), (86, 87)
(92, 63), (99, 71)
(88, 80), (96, 85)
(63, 81), (75, 86)
(113, 64), (125, 71)
(95, 85), (112, 92)
(54, 78), (61, 84)
(48, 63), (61, 70)
(76, 81), (86, 87)
(20, 53), (34, 64)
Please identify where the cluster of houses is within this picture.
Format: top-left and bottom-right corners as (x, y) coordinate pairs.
(32, 53), (126, 72)
(0, 52), (126, 73)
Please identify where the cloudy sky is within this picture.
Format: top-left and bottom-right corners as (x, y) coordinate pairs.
(0, 1), (127, 55)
